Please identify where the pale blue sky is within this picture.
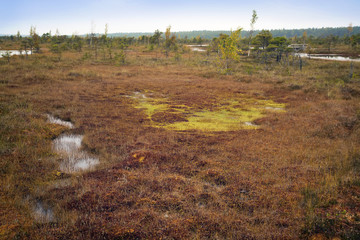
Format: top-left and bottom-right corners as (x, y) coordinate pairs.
(1, 0), (359, 35)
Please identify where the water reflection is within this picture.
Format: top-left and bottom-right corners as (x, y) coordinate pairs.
(0, 50), (31, 57)
(47, 114), (99, 173)
(47, 114), (74, 129)
(54, 134), (99, 173)
(33, 201), (54, 223)
(186, 45), (208, 52)
(297, 53), (360, 62)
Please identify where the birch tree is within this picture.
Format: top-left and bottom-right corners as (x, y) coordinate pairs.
(248, 10), (258, 56)
(164, 26), (176, 57)
(217, 28), (242, 74)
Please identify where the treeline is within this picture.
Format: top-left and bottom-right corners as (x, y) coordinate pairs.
(107, 26), (360, 40)
(268, 26), (360, 38)
(1, 27), (360, 53)
(2, 26), (359, 45)
(1, 26), (359, 41)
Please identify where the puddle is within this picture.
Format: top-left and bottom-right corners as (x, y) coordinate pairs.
(244, 122), (258, 127)
(296, 53), (360, 62)
(265, 106), (285, 111)
(186, 45), (208, 52)
(59, 153), (99, 172)
(53, 135), (82, 154)
(54, 134), (99, 173)
(132, 92), (285, 131)
(0, 50), (31, 57)
(133, 91), (147, 99)
(186, 45), (209, 47)
(47, 114), (99, 173)
(190, 47), (206, 52)
(124, 91), (148, 99)
(33, 201), (54, 223)
(28, 114), (99, 223)
(72, 157), (100, 171)
(47, 114), (74, 129)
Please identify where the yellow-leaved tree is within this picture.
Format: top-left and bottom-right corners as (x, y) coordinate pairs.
(216, 28), (242, 74)
(164, 26), (177, 57)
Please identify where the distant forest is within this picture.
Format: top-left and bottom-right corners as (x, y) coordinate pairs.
(108, 26), (360, 39)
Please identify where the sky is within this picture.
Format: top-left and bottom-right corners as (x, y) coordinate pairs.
(1, 0), (359, 35)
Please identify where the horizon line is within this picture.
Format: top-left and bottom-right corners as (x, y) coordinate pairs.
(1, 25), (359, 37)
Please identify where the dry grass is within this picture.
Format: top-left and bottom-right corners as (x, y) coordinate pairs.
(1, 45), (360, 239)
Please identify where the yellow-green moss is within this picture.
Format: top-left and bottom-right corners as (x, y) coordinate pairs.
(133, 92), (285, 132)
(137, 100), (169, 116)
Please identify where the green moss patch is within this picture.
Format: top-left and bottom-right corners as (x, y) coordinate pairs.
(133, 92), (285, 132)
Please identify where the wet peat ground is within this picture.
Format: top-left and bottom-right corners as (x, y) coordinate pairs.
(1, 51), (360, 239)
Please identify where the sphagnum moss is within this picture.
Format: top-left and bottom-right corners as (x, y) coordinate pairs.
(133, 92), (285, 131)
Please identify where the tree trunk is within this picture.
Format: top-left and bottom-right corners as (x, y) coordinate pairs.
(349, 61), (354, 79)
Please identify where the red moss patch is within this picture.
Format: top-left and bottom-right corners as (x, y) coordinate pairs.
(151, 112), (188, 123)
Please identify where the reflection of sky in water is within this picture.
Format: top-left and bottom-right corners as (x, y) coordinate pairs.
(47, 114), (74, 128)
(53, 135), (82, 154)
(186, 45), (208, 52)
(297, 53), (360, 62)
(33, 201), (54, 223)
(53, 134), (99, 173)
(0, 50), (31, 57)
(48, 114), (99, 173)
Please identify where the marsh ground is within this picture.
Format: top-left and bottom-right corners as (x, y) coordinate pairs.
(1, 47), (360, 239)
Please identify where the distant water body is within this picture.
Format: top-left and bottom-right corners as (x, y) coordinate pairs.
(297, 53), (360, 62)
(0, 50), (31, 57)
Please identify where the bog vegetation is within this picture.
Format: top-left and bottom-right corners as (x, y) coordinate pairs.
(0, 24), (360, 239)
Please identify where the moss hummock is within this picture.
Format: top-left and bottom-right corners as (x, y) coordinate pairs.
(133, 92), (285, 131)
